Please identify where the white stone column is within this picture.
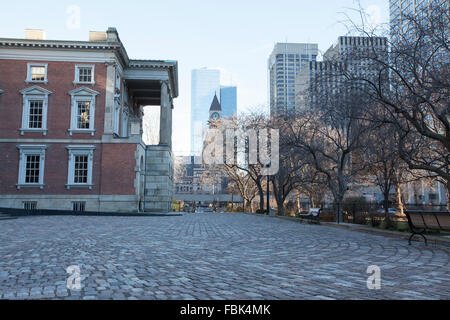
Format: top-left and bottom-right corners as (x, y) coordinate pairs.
(159, 81), (170, 146)
(103, 62), (116, 134)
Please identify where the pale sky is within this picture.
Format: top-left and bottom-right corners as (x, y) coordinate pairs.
(1, 0), (389, 155)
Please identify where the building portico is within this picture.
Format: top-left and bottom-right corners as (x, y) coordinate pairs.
(123, 62), (178, 212)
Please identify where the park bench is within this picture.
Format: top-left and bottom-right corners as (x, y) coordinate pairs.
(298, 208), (322, 224)
(405, 210), (450, 245)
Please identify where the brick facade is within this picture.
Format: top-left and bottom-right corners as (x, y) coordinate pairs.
(0, 29), (178, 213)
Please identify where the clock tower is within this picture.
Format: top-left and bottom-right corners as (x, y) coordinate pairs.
(209, 93), (222, 121)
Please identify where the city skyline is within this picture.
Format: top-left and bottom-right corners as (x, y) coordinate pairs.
(0, 0), (390, 155)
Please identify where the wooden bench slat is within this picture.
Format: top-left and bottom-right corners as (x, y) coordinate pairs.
(409, 213), (426, 229)
(436, 213), (450, 229)
(422, 214), (441, 230)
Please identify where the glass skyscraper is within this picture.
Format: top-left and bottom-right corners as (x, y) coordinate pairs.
(390, 0), (449, 44)
(268, 43), (318, 116)
(219, 86), (237, 118)
(190, 68), (221, 156)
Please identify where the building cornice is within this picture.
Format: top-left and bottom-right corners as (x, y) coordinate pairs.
(129, 60), (179, 98)
(0, 32), (179, 98)
(0, 38), (120, 50)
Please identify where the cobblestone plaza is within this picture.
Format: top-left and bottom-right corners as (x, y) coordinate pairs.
(0, 213), (449, 300)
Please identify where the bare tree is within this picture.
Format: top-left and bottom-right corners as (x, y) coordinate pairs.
(293, 85), (374, 222)
(343, 4), (450, 209)
(222, 165), (258, 211)
(269, 116), (313, 216)
(142, 106), (160, 145)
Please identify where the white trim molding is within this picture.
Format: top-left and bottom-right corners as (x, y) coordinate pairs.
(66, 145), (96, 190)
(74, 64), (95, 85)
(19, 86), (52, 136)
(16, 145), (48, 189)
(68, 87), (99, 136)
(26, 63), (48, 84)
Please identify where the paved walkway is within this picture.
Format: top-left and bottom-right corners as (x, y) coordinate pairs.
(0, 213), (449, 300)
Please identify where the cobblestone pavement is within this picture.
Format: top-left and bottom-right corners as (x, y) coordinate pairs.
(0, 213), (449, 300)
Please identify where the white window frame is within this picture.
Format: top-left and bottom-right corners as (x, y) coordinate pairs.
(68, 87), (99, 136)
(17, 145), (47, 189)
(19, 86), (52, 136)
(66, 145), (96, 190)
(26, 63), (48, 84)
(74, 64), (95, 85)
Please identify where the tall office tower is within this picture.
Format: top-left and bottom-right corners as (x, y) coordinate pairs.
(390, 0), (449, 44)
(323, 36), (388, 77)
(220, 86), (237, 118)
(190, 68), (221, 156)
(295, 61), (346, 111)
(295, 36), (388, 110)
(268, 43), (318, 116)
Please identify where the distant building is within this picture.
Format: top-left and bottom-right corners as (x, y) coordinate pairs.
(268, 43), (318, 116)
(295, 36), (388, 111)
(220, 86), (237, 118)
(190, 68), (220, 156)
(390, 0), (449, 45)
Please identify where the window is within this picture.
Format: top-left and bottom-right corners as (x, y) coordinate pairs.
(76, 101), (91, 129)
(66, 145), (95, 189)
(74, 65), (95, 84)
(68, 87), (99, 136)
(28, 100), (43, 129)
(72, 201), (86, 212)
(17, 145), (47, 189)
(23, 201), (37, 211)
(20, 86), (52, 135)
(74, 155), (89, 183)
(26, 63), (48, 83)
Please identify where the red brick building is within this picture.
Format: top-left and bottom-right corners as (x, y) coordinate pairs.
(0, 28), (178, 213)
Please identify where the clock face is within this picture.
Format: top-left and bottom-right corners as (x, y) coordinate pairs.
(211, 112), (219, 119)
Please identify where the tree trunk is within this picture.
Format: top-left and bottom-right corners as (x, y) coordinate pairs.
(277, 203), (285, 216)
(309, 193), (316, 208)
(257, 183), (264, 212)
(396, 183), (405, 216)
(335, 196), (344, 223)
(271, 181), (285, 216)
(384, 190), (390, 216)
(446, 180), (450, 212)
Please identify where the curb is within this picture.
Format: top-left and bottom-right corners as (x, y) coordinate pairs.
(272, 214), (450, 247)
(322, 222), (450, 247)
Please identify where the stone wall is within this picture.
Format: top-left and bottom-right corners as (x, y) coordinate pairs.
(144, 145), (174, 212)
(0, 194), (139, 213)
